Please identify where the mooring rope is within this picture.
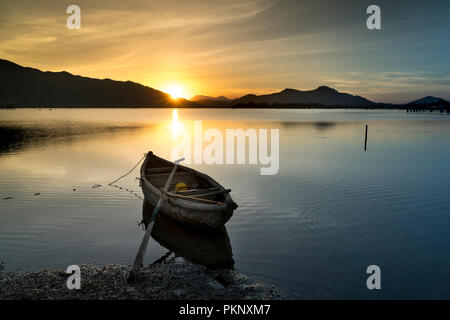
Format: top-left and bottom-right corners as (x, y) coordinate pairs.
(106, 153), (148, 226)
(108, 153), (147, 186)
(109, 182), (145, 201)
(107, 153), (147, 205)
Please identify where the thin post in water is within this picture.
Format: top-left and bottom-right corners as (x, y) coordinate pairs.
(364, 124), (368, 151)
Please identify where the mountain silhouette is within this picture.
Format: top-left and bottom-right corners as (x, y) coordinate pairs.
(408, 96), (447, 105)
(3, 59), (446, 109)
(232, 86), (375, 107)
(190, 95), (230, 102)
(0, 59), (194, 108)
(190, 95), (231, 107)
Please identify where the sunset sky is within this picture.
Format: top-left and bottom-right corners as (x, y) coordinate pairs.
(1, 0), (449, 103)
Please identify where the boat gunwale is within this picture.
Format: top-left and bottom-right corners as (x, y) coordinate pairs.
(140, 152), (232, 211)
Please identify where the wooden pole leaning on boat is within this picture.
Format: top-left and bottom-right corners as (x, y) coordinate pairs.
(128, 157), (184, 283)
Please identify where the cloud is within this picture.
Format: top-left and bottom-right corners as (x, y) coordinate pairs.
(324, 71), (450, 103)
(0, 0), (449, 100)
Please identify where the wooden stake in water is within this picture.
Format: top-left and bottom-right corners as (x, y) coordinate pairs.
(364, 125), (368, 151)
(128, 157), (184, 282)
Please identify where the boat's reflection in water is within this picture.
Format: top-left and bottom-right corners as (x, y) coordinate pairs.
(142, 200), (235, 270)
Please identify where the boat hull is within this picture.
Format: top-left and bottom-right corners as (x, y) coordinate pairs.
(140, 152), (237, 229)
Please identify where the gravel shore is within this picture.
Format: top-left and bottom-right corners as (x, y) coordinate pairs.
(0, 258), (281, 300)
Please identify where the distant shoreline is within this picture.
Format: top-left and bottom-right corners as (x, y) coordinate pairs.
(2, 106), (450, 112)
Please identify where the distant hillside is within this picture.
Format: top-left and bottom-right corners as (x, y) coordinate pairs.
(232, 86), (375, 107)
(408, 96), (448, 105)
(3, 59), (447, 109)
(190, 95), (231, 107)
(0, 59), (194, 108)
(190, 95), (230, 102)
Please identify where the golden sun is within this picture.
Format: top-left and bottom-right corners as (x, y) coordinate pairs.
(165, 85), (185, 100)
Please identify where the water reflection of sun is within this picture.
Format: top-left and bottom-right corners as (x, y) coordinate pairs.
(170, 109), (183, 139)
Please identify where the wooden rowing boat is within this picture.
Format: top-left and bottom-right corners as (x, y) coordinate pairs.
(142, 201), (235, 269)
(140, 151), (238, 229)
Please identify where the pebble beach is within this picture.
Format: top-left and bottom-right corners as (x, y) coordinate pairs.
(0, 258), (281, 300)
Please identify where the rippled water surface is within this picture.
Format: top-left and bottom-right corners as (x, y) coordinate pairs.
(1, 108), (450, 298)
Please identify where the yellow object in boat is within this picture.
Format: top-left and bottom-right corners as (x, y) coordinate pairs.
(175, 182), (188, 191)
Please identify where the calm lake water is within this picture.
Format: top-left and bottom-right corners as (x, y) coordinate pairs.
(1, 108), (450, 299)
